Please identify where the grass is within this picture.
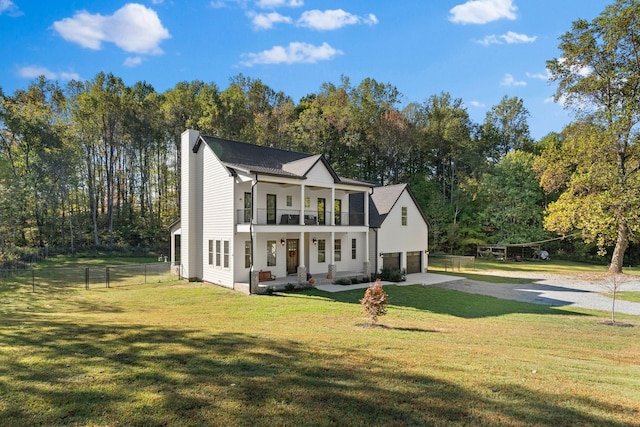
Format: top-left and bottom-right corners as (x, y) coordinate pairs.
(34, 254), (161, 268)
(605, 292), (640, 303)
(1, 272), (639, 426)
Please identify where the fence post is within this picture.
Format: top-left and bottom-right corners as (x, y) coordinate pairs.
(32, 269), (35, 292)
(85, 267), (89, 290)
(106, 267), (110, 288)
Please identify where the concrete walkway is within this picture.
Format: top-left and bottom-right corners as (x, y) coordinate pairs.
(315, 272), (640, 316)
(315, 273), (462, 293)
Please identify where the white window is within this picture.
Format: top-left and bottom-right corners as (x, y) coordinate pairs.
(318, 239), (326, 263)
(352, 238), (357, 259)
(335, 239), (341, 262)
(244, 241), (251, 268)
(267, 240), (277, 266)
(215, 240), (221, 267)
(401, 206), (407, 226)
(208, 240), (214, 265)
(223, 241), (230, 268)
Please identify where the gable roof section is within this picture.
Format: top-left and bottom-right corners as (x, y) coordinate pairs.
(196, 134), (368, 186)
(364, 184), (430, 228)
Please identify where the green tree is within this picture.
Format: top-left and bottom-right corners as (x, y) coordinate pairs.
(535, 122), (640, 270)
(0, 77), (73, 248)
(546, 0), (640, 273)
(478, 151), (548, 244)
(481, 95), (533, 162)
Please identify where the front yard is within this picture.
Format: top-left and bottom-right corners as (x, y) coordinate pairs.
(0, 278), (638, 426)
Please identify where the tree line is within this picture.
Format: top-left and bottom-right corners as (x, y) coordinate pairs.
(1, 0), (639, 272)
(0, 72), (548, 259)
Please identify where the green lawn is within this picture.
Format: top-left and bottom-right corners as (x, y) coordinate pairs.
(0, 278), (638, 426)
(34, 254), (161, 268)
(605, 292), (640, 303)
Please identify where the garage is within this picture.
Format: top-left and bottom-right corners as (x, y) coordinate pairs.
(406, 251), (421, 274)
(382, 252), (401, 270)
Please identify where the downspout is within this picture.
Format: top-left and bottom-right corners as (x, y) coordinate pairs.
(249, 175), (258, 294)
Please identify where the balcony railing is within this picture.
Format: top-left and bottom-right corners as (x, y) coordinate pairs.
(237, 209), (365, 226)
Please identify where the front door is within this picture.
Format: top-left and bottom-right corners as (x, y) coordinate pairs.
(286, 239), (299, 274)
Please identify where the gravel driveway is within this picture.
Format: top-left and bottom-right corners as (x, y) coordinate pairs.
(427, 271), (640, 316)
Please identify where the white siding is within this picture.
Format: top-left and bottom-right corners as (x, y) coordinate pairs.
(181, 130), (203, 280)
(305, 161), (335, 186)
(333, 232), (366, 272)
(234, 233), (252, 283)
(252, 233), (289, 279)
(376, 190), (428, 272)
(201, 145), (235, 288)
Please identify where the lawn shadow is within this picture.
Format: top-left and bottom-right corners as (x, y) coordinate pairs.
(354, 322), (441, 333)
(307, 284), (587, 319)
(0, 313), (632, 426)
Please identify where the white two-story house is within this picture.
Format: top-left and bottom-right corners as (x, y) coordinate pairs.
(170, 129), (429, 293)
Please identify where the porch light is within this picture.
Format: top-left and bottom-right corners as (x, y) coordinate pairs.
(280, 238), (285, 246)
(379, 252), (384, 258)
(312, 238), (317, 245)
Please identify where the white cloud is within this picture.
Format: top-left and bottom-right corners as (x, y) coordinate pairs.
(241, 41), (342, 66)
(501, 73), (526, 86)
(556, 56), (591, 78)
(501, 31), (536, 43)
(0, 0), (21, 16)
(476, 31), (536, 46)
(297, 9), (378, 31)
(449, 0), (516, 25)
(52, 3), (170, 55)
(256, 0), (303, 8)
(248, 11), (292, 29)
(526, 71), (550, 80)
(476, 35), (500, 46)
(18, 66), (80, 81)
(123, 56), (144, 67)
(469, 100), (486, 108)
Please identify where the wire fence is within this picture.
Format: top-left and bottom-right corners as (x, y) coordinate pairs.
(429, 255), (476, 272)
(0, 262), (182, 292)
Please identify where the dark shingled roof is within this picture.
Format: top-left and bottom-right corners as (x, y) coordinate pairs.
(349, 183), (429, 228)
(196, 134), (371, 187)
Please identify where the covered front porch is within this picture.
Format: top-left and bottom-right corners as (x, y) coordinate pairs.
(238, 229), (370, 294)
(248, 269), (369, 293)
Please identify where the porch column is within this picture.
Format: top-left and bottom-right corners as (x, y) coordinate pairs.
(331, 187), (335, 226)
(364, 190), (369, 227)
(252, 180), (258, 224)
(297, 231), (307, 285)
(298, 231), (305, 269)
(328, 231), (336, 279)
(365, 229), (370, 266)
(299, 184), (305, 225)
(330, 231), (335, 264)
(250, 271), (260, 294)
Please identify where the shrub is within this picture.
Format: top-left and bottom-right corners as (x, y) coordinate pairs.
(377, 267), (406, 282)
(360, 279), (388, 324)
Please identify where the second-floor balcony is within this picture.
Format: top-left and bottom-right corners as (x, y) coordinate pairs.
(237, 209), (366, 226)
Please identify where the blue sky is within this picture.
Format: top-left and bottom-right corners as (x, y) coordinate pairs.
(0, 0), (611, 139)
